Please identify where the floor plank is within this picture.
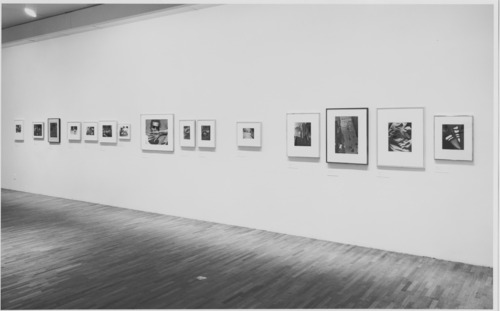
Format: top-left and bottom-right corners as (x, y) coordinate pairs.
(1, 189), (493, 309)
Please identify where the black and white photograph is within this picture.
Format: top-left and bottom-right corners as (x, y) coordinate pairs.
(179, 120), (196, 147)
(197, 120), (216, 148)
(99, 121), (117, 144)
(237, 122), (262, 147)
(14, 120), (24, 141)
(442, 124), (464, 150)
(287, 113), (320, 157)
(388, 122), (412, 152)
(326, 108), (368, 164)
(33, 122), (44, 139)
(119, 123), (131, 140)
(335, 117), (358, 154)
(434, 115), (473, 161)
(201, 125), (210, 141)
(243, 128), (254, 139)
(294, 122), (311, 146)
(377, 108), (424, 168)
(83, 122), (98, 141)
(47, 118), (60, 143)
(67, 122), (81, 141)
(1, 3), (497, 311)
(141, 114), (174, 151)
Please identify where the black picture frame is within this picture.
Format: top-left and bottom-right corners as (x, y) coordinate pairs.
(326, 108), (369, 165)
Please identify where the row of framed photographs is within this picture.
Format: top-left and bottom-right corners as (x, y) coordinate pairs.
(16, 119), (131, 143)
(14, 115), (263, 151)
(287, 108), (473, 167)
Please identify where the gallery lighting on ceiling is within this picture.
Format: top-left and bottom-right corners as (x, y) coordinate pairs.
(24, 7), (37, 18)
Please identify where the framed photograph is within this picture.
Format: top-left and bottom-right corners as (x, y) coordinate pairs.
(377, 108), (425, 168)
(434, 115), (473, 161)
(48, 118), (61, 143)
(237, 122), (262, 147)
(197, 120), (216, 148)
(118, 123), (131, 140)
(83, 122), (98, 141)
(141, 114), (174, 151)
(33, 122), (44, 139)
(67, 122), (81, 141)
(286, 113), (320, 158)
(179, 120), (196, 147)
(99, 121), (117, 144)
(326, 108), (368, 164)
(14, 120), (24, 141)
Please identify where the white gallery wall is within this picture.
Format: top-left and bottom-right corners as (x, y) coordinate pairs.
(1, 4), (495, 267)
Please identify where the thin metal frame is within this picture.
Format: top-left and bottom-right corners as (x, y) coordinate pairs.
(376, 107), (425, 169)
(433, 115), (474, 161)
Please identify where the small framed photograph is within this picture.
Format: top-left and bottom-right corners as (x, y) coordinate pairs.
(377, 107), (425, 168)
(118, 123), (131, 140)
(326, 108), (368, 164)
(99, 121), (117, 144)
(83, 122), (98, 141)
(197, 120), (216, 148)
(286, 113), (320, 158)
(67, 122), (81, 141)
(237, 122), (262, 147)
(434, 115), (473, 161)
(141, 114), (174, 151)
(179, 120), (196, 147)
(14, 120), (24, 141)
(33, 122), (45, 139)
(48, 118), (61, 143)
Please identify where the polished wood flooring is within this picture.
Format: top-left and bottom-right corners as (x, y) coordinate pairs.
(1, 189), (493, 309)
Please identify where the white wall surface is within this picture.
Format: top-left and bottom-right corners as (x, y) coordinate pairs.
(2, 4), (495, 267)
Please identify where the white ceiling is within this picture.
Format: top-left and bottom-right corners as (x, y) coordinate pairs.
(2, 3), (100, 29)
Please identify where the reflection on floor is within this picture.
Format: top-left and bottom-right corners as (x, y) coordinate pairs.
(1, 189), (493, 309)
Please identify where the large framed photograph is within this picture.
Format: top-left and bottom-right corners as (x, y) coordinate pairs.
(141, 114), (174, 151)
(377, 108), (425, 168)
(48, 118), (61, 143)
(99, 121), (117, 144)
(33, 122), (44, 139)
(179, 120), (196, 147)
(119, 123), (131, 140)
(237, 122), (262, 147)
(434, 115), (473, 161)
(286, 113), (320, 158)
(14, 120), (24, 141)
(197, 120), (216, 148)
(326, 108), (368, 164)
(83, 122), (98, 141)
(67, 122), (81, 141)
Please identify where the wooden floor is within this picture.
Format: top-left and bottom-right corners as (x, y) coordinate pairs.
(1, 189), (493, 309)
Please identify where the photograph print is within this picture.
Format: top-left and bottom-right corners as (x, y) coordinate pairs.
(119, 124), (131, 140)
(434, 115), (473, 161)
(237, 122), (262, 147)
(83, 122), (98, 141)
(287, 113), (320, 158)
(197, 120), (216, 148)
(141, 114), (174, 151)
(179, 120), (196, 148)
(388, 122), (412, 152)
(99, 121), (117, 144)
(377, 108), (424, 168)
(326, 108), (368, 164)
(14, 120), (24, 141)
(48, 118), (61, 143)
(33, 122), (44, 139)
(67, 122), (81, 141)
